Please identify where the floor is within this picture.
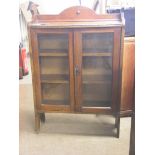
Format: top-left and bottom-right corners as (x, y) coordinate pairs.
(19, 58), (131, 155)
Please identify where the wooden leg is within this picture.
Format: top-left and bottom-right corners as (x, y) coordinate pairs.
(35, 112), (40, 133)
(129, 112), (135, 155)
(115, 115), (118, 128)
(40, 113), (45, 123)
(115, 113), (120, 138)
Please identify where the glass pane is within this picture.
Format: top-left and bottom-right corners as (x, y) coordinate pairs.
(40, 57), (69, 75)
(38, 33), (68, 52)
(82, 32), (113, 107)
(82, 33), (113, 52)
(41, 83), (69, 105)
(38, 33), (70, 106)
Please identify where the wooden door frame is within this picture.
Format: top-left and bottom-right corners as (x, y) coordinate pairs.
(73, 27), (122, 114)
(30, 28), (75, 112)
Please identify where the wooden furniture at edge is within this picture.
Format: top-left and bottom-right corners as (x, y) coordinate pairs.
(121, 37), (135, 116)
(129, 75), (135, 155)
(28, 6), (125, 138)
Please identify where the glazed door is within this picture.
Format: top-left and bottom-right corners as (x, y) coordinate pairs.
(74, 28), (121, 113)
(32, 30), (74, 112)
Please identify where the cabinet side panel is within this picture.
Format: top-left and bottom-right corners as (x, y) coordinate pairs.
(121, 38), (135, 113)
(30, 29), (42, 109)
(112, 28), (123, 113)
(28, 28), (39, 111)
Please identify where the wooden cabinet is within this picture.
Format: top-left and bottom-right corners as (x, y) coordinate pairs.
(28, 6), (124, 137)
(121, 37), (135, 116)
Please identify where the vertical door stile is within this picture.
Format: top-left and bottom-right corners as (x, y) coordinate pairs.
(118, 27), (125, 113)
(29, 29), (38, 114)
(32, 30), (42, 109)
(74, 31), (83, 112)
(68, 32), (75, 111)
(112, 28), (122, 113)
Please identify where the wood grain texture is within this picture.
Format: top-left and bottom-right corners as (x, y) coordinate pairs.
(32, 6), (122, 22)
(74, 31), (83, 112)
(116, 26), (125, 137)
(68, 32), (75, 112)
(29, 6), (124, 28)
(111, 28), (122, 113)
(121, 37), (135, 115)
(129, 78), (135, 155)
(29, 29), (41, 131)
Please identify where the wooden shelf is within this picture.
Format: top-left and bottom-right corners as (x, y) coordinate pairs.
(41, 79), (69, 84)
(83, 80), (111, 84)
(40, 74), (69, 83)
(83, 52), (112, 57)
(83, 70), (112, 75)
(41, 80), (110, 84)
(83, 74), (112, 80)
(83, 100), (111, 107)
(39, 52), (68, 57)
(42, 99), (69, 105)
(39, 48), (68, 52)
(41, 74), (68, 78)
(39, 52), (112, 57)
(83, 48), (112, 53)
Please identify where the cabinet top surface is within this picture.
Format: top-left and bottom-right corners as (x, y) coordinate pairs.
(29, 6), (124, 28)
